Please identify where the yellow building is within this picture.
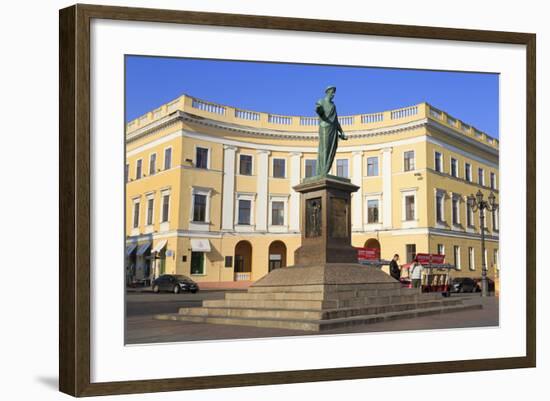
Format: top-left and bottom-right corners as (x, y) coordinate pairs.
(125, 94), (500, 286)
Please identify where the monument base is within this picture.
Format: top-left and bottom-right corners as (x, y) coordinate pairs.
(155, 264), (481, 331)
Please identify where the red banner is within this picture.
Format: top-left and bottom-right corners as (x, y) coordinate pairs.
(415, 253), (445, 264)
(357, 247), (381, 260)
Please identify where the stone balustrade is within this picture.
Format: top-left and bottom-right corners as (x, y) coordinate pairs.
(125, 94), (498, 148)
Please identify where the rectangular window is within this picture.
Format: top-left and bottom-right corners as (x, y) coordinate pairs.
(367, 199), (379, 223)
(467, 202), (474, 227)
(492, 209), (499, 231)
(161, 194), (170, 222)
(404, 151), (415, 171)
(465, 163), (472, 182)
(125, 164), (129, 183)
(238, 199), (251, 225)
(146, 198), (154, 226)
(437, 244), (445, 256)
(190, 252), (205, 275)
(273, 158), (286, 178)
(239, 154), (252, 175)
(406, 244), (416, 264)
(494, 249), (499, 268)
(451, 158), (458, 178)
(133, 202), (140, 228)
(490, 172), (496, 189)
(454, 245), (461, 270)
(434, 152), (442, 172)
(224, 256), (233, 268)
(305, 160), (317, 178)
(193, 194), (207, 222)
(164, 148), (172, 170)
(436, 192), (444, 222)
(271, 201), (285, 226)
(336, 159), (348, 177)
(468, 247), (475, 271)
(452, 196), (460, 225)
(478, 168), (484, 185)
(405, 195), (415, 221)
(196, 147), (209, 169)
(366, 157), (379, 176)
(135, 159), (142, 179)
(149, 153), (156, 175)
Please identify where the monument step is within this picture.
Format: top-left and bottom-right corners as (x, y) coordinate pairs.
(207, 291), (445, 310)
(248, 281), (402, 294)
(178, 298), (463, 321)
(179, 306), (323, 320)
(203, 299), (337, 310)
(155, 303), (483, 332)
(321, 298), (463, 319)
(225, 291), (326, 301)
(317, 303), (483, 331)
(224, 287), (440, 304)
(155, 313), (320, 331)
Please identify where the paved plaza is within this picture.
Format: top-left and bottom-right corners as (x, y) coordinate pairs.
(125, 291), (499, 345)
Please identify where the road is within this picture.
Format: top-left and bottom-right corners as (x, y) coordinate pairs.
(125, 291), (226, 317)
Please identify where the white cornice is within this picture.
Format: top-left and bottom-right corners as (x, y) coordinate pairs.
(427, 119), (499, 158)
(127, 110), (429, 143)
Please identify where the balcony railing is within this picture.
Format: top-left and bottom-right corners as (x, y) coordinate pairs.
(234, 272), (251, 281)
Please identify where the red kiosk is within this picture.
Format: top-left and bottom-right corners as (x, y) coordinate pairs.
(401, 253), (456, 293)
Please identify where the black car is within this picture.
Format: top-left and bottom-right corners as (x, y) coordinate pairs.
(450, 277), (478, 293)
(152, 274), (199, 294)
(473, 277), (496, 293)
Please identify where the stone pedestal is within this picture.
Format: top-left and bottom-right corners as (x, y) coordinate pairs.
(293, 176), (359, 265)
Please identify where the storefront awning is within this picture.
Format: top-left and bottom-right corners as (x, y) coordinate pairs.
(125, 243), (137, 256)
(190, 239), (211, 252)
(136, 241), (152, 256)
(151, 239), (167, 254)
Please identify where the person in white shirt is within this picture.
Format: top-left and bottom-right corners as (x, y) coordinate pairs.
(410, 258), (424, 289)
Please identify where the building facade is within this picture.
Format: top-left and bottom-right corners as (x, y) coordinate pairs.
(125, 94), (500, 285)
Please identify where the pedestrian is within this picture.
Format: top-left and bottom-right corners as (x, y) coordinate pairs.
(410, 258), (424, 289)
(389, 254), (401, 281)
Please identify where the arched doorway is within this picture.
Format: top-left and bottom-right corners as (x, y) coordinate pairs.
(364, 238), (381, 250)
(268, 241), (287, 272)
(234, 240), (252, 281)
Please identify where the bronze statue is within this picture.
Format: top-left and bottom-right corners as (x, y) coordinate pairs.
(315, 86), (348, 177)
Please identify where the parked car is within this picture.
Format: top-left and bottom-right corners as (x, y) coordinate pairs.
(473, 277), (496, 293)
(450, 277), (478, 293)
(152, 274), (199, 294)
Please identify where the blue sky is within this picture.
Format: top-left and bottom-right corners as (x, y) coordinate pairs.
(125, 56), (499, 138)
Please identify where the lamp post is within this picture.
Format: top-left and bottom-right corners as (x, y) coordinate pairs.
(467, 190), (499, 297)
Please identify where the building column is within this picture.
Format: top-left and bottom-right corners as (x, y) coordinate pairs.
(351, 150), (363, 231)
(256, 150), (270, 232)
(289, 152), (302, 232)
(381, 147), (393, 228)
(221, 145), (237, 230)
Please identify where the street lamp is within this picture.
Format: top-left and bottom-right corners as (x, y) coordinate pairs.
(467, 190), (499, 297)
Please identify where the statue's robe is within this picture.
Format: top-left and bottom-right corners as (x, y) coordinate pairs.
(315, 97), (342, 177)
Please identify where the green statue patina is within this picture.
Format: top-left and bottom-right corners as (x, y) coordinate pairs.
(315, 85), (348, 177)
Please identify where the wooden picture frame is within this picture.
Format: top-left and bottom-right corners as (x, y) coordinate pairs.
(59, 3), (536, 397)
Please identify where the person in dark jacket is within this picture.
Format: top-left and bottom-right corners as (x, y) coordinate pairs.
(389, 254), (401, 281)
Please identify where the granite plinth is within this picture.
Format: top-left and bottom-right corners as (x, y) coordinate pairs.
(293, 177), (359, 265)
